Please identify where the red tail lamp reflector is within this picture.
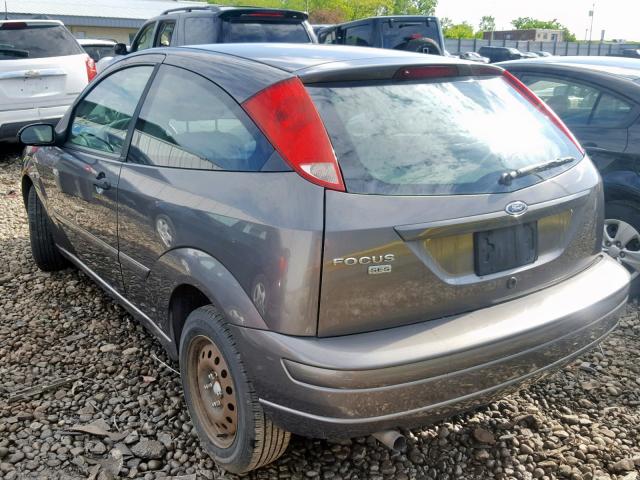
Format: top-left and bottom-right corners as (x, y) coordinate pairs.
(502, 70), (584, 154)
(394, 65), (459, 80)
(242, 77), (345, 191)
(85, 55), (97, 82)
(0, 22), (28, 29)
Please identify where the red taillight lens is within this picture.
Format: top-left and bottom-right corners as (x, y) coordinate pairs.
(502, 70), (584, 154)
(0, 22), (28, 29)
(244, 12), (285, 17)
(85, 55), (97, 82)
(242, 77), (345, 191)
(394, 65), (459, 80)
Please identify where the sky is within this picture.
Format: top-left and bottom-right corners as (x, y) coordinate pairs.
(435, 0), (639, 41)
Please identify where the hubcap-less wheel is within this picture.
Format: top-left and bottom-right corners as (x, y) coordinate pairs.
(186, 335), (238, 448)
(603, 218), (640, 280)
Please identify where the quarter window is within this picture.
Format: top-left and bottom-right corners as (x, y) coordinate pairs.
(129, 65), (274, 171)
(68, 66), (153, 155)
(591, 93), (633, 126)
(132, 23), (155, 51)
(184, 17), (215, 44)
(344, 25), (371, 47)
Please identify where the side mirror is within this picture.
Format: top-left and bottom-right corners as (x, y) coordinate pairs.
(114, 43), (129, 55)
(18, 123), (55, 146)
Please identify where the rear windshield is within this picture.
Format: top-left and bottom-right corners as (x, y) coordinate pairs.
(381, 20), (442, 50)
(221, 19), (310, 43)
(0, 24), (82, 60)
(308, 76), (583, 195)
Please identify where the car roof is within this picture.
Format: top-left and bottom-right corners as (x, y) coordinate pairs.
(154, 5), (308, 20)
(186, 43), (461, 73)
(499, 56), (640, 81)
(0, 19), (63, 26)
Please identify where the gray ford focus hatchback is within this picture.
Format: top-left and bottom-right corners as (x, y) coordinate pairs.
(19, 44), (629, 473)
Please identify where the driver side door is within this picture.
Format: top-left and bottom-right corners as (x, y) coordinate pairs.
(46, 65), (154, 292)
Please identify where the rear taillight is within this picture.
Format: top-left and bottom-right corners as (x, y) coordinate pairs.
(85, 55), (97, 82)
(242, 77), (345, 191)
(502, 70), (584, 154)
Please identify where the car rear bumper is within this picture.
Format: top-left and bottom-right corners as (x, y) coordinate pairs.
(231, 255), (629, 438)
(0, 105), (67, 141)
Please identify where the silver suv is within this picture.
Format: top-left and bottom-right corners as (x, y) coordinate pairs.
(19, 44), (629, 473)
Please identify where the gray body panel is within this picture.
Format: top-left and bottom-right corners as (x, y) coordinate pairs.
(233, 255), (628, 437)
(319, 158), (602, 336)
(117, 166), (325, 336)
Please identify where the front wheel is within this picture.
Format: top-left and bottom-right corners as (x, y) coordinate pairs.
(179, 305), (290, 473)
(603, 201), (640, 293)
(26, 187), (67, 272)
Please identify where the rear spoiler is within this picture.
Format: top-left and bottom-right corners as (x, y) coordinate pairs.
(299, 62), (503, 84)
(219, 9), (308, 21)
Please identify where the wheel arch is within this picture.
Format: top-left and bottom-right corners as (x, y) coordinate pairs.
(149, 247), (269, 359)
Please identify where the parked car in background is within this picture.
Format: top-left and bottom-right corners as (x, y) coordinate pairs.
(78, 38), (116, 62)
(318, 16), (445, 55)
(458, 51), (489, 63)
(501, 56), (640, 288)
(312, 24), (333, 36)
(535, 51), (553, 57)
(20, 43), (628, 473)
(98, 4), (316, 71)
(478, 45), (523, 62)
(0, 19), (95, 142)
(520, 51), (539, 58)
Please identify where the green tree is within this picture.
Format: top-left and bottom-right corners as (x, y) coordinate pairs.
(443, 21), (475, 39)
(391, 0), (438, 15)
(510, 16), (576, 41)
(479, 15), (495, 32)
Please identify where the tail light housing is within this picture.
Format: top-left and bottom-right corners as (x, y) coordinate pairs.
(502, 70), (584, 154)
(85, 55), (97, 82)
(242, 77), (345, 191)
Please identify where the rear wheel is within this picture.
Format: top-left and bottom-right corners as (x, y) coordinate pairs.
(179, 305), (290, 473)
(26, 187), (67, 272)
(604, 201), (640, 293)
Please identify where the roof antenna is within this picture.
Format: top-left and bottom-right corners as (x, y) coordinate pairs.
(4, 1), (8, 20)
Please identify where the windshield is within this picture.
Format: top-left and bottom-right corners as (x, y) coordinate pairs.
(221, 20), (310, 43)
(308, 76), (583, 195)
(0, 24), (83, 59)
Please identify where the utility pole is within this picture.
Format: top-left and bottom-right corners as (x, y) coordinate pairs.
(588, 3), (595, 42)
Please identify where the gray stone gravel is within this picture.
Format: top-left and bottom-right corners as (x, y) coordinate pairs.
(1, 149), (639, 480)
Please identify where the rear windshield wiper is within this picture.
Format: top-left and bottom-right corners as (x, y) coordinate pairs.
(0, 47), (29, 58)
(499, 156), (576, 186)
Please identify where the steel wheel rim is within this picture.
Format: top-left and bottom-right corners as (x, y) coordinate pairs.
(603, 218), (640, 280)
(187, 335), (238, 448)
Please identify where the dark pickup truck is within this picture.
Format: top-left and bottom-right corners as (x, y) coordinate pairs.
(317, 16), (445, 55)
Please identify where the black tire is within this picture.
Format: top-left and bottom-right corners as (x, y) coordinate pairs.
(179, 305), (290, 473)
(605, 200), (640, 295)
(401, 37), (443, 55)
(26, 187), (67, 272)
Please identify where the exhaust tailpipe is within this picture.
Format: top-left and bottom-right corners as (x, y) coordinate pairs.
(372, 430), (406, 451)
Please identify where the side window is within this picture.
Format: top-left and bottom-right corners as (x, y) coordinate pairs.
(184, 17), (215, 44)
(132, 23), (155, 52)
(129, 65), (274, 171)
(68, 66), (154, 155)
(319, 29), (338, 44)
(155, 21), (176, 47)
(523, 75), (600, 126)
(591, 93), (634, 126)
(344, 25), (371, 46)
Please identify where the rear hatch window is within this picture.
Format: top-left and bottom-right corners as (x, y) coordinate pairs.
(0, 23), (83, 59)
(381, 19), (442, 50)
(220, 12), (310, 43)
(308, 75), (583, 196)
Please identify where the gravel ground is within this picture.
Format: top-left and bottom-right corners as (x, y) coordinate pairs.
(1, 148), (640, 480)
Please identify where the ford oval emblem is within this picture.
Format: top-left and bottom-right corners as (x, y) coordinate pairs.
(505, 200), (528, 216)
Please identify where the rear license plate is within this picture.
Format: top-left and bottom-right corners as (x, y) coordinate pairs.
(474, 222), (537, 276)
